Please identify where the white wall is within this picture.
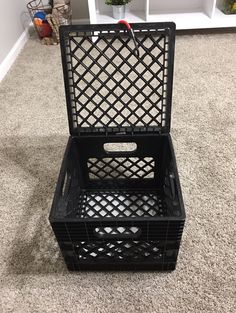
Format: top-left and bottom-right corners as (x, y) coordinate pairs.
(0, 0), (30, 66)
(71, 0), (89, 21)
(0, 0), (89, 67)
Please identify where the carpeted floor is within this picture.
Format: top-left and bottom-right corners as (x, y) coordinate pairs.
(0, 30), (235, 313)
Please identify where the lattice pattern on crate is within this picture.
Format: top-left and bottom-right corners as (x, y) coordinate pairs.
(74, 241), (164, 261)
(87, 157), (154, 180)
(72, 190), (167, 218)
(62, 26), (171, 133)
(94, 226), (140, 238)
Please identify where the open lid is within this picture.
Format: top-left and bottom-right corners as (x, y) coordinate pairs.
(60, 22), (175, 136)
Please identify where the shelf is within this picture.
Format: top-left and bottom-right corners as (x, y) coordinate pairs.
(149, 0), (205, 15)
(95, 11), (146, 24)
(95, 10), (236, 29)
(88, 0), (236, 30)
(212, 8), (236, 27)
(148, 8), (236, 30)
(147, 11), (211, 29)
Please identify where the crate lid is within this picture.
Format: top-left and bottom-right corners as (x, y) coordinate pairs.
(60, 22), (175, 136)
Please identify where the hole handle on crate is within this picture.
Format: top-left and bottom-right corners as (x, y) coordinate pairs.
(94, 226), (141, 240)
(118, 20), (139, 57)
(169, 172), (176, 200)
(103, 142), (137, 154)
(61, 172), (71, 197)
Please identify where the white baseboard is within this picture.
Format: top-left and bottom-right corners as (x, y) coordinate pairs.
(72, 18), (90, 24)
(0, 26), (30, 82)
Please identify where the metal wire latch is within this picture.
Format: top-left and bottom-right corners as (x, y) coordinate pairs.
(118, 20), (140, 57)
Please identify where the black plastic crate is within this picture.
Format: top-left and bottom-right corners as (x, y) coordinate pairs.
(49, 22), (185, 271)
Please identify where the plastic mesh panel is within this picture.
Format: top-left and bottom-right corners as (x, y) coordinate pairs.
(68, 190), (167, 218)
(87, 157), (154, 180)
(94, 226), (140, 238)
(74, 241), (164, 261)
(60, 23), (175, 135)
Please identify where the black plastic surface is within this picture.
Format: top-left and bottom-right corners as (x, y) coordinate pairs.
(49, 22), (185, 271)
(59, 22), (175, 136)
(50, 135), (185, 271)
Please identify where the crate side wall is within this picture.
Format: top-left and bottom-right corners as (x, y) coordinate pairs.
(59, 239), (181, 271)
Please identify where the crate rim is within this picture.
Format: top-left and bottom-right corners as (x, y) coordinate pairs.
(49, 134), (185, 222)
(59, 22), (176, 34)
(49, 215), (186, 223)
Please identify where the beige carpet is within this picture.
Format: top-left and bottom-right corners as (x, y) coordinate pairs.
(0, 30), (235, 313)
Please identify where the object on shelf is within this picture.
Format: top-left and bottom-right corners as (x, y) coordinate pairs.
(27, 0), (71, 45)
(105, 0), (132, 19)
(222, 0), (236, 14)
(49, 22), (186, 271)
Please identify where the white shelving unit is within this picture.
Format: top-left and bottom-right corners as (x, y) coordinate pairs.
(87, 0), (236, 29)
